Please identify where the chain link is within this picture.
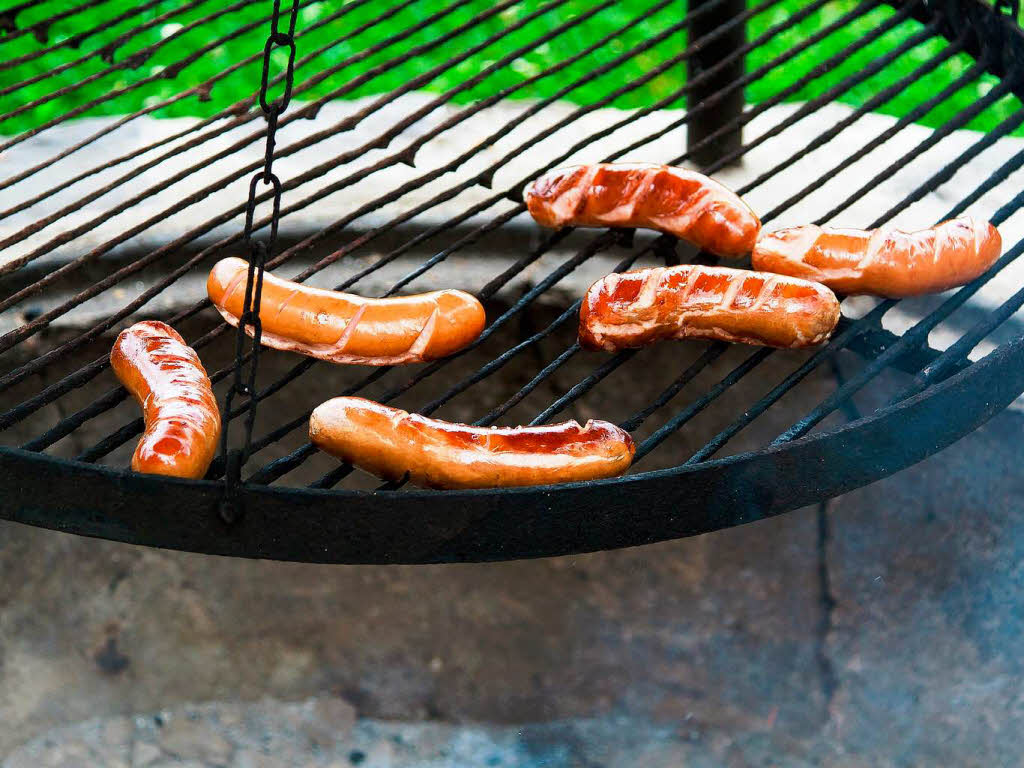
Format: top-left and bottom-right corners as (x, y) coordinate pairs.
(219, 0), (299, 524)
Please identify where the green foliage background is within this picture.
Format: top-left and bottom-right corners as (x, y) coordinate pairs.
(0, 0), (1017, 136)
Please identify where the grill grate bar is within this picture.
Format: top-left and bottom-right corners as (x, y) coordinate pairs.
(774, 237), (1024, 444)
(425, 313), (583, 420)
(0, 0), (649, 373)
(296, 47), (988, 485)
(867, 109), (1024, 226)
(4, 36), (958, 473)
(530, 350), (638, 426)
(428, 28), (973, 467)
(683, 305), (893, 464)
(239, 16), (990, 483)
(0, 0), (115, 47)
(0, 0), (418, 199)
(817, 82), (1019, 225)
(0, 0), (517, 273)
(475, 343), (582, 426)
(634, 0), (924, 173)
(0, 0), (711, 424)
(732, 44), (966, 197)
(21, 387), (129, 453)
(5, 0), (1021, 494)
(0, 0), (220, 104)
(753, 60), (986, 220)
(630, 106), (1024, 463)
(0, 0), (295, 151)
(176, 0), (887, 462)
(0, 0), (169, 77)
(0, 0), (370, 212)
(892, 281), (1024, 403)
(945, 147), (1024, 220)
(682, 9), (937, 175)
(633, 348), (777, 464)
(250, 230), (629, 486)
(0, 0), (51, 30)
(619, 343), (731, 433)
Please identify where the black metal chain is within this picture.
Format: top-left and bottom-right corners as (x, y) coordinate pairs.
(219, 0), (299, 524)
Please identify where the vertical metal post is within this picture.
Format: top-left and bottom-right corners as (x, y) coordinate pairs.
(687, 0), (746, 169)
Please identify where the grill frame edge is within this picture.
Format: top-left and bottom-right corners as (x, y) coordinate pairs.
(2, 328), (1021, 563)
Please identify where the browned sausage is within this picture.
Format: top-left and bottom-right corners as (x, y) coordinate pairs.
(207, 257), (486, 365)
(751, 217), (1002, 297)
(309, 397), (635, 489)
(579, 264), (840, 351)
(525, 163), (761, 257)
(110, 320), (220, 479)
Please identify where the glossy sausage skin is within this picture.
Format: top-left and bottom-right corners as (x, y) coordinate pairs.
(579, 265), (840, 351)
(207, 257), (486, 365)
(751, 217), (1001, 297)
(525, 163), (761, 257)
(309, 397), (635, 489)
(110, 320), (220, 479)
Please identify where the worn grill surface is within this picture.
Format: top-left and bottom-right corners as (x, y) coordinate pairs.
(2, 0), (1024, 496)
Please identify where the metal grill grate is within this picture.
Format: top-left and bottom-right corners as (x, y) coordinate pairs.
(2, 0), (1024, 510)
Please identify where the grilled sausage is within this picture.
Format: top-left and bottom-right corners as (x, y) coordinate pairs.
(110, 320), (220, 479)
(579, 264), (840, 351)
(525, 163), (761, 257)
(751, 217), (1001, 297)
(207, 257), (486, 365)
(309, 397), (635, 489)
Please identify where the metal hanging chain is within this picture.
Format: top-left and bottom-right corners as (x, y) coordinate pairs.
(219, 0), (299, 523)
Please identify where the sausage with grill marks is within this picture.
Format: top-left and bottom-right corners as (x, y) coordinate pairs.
(207, 257), (486, 365)
(751, 217), (1001, 297)
(309, 397), (636, 489)
(110, 320), (220, 479)
(525, 163), (761, 257)
(579, 264), (840, 351)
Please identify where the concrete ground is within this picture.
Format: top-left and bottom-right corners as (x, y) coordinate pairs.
(2, 95), (1024, 764)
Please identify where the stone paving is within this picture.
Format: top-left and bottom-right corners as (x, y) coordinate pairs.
(1, 699), (702, 767)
